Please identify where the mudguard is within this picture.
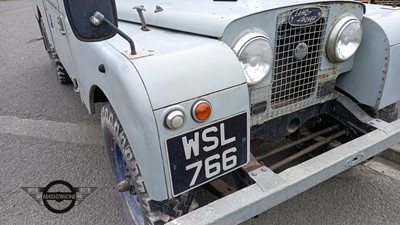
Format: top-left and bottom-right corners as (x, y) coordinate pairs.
(67, 22), (249, 200)
(337, 4), (400, 110)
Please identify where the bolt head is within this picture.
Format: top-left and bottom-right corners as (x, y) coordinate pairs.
(117, 180), (130, 192)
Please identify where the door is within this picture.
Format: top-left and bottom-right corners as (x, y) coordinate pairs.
(43, 0), (76, 79)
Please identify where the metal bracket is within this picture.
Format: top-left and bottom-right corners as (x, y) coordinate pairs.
(367, 119), (399, 133)
(123, 49), (153, 59)
(248, 166), (286, 192)
(133, 5), (150, 31)
(345, 153), (364, 168)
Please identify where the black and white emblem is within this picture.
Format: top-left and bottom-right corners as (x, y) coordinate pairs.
(289, 7), (322, 26)
(22, 180), (96, 214)
(294, 43), (309, 61)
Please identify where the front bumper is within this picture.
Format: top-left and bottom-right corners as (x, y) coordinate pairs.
(167, 118), (400, 225)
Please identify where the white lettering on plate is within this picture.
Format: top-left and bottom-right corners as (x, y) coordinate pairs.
(220, 123), (236, 146)
(182, 133), (199, 160)
(185, 148), (238, 187)
(181, 123), (236, 160)
(202, 126), (219, 152)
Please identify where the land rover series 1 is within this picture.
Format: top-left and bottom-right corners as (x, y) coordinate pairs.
(31, 0), (400, 224)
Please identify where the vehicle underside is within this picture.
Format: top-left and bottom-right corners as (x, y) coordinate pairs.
(200, 90), (397, 199)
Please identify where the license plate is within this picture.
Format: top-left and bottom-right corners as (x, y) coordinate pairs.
(166, 113), (248, 196)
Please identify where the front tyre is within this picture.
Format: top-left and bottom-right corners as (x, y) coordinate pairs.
(101, 104), (198, 225)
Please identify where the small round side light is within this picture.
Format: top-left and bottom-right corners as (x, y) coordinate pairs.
(192, 100), (212, 122)
(165, 110), (185, 129)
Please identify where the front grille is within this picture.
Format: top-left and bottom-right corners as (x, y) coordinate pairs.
(271, 7), (329, 109)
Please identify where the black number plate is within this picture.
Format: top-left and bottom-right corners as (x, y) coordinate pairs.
(166, 113), (248, 196)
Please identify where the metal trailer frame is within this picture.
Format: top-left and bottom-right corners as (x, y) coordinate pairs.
(167, 118), (400, 225)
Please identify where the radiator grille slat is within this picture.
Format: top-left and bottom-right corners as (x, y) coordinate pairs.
(271, 8), (329, 109)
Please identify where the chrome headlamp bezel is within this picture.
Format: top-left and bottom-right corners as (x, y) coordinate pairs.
(327, 14), (362, 63)
(233, 33), (274, 85)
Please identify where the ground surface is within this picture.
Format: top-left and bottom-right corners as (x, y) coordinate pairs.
(1, 1), (400, 224)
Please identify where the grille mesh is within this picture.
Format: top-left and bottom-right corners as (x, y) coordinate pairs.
(271, 8), (329, 109)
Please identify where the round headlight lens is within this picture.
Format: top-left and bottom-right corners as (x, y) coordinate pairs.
(327, 15), (362, 63)
(234, 34), (274, 85)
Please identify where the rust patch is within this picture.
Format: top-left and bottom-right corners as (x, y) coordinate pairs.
(329, 66), (338, 71)
(251, 138), (264, 151)
(328, 66), (339, 76)
(242, 160), (263, 173)
(318, 73), (329, 80)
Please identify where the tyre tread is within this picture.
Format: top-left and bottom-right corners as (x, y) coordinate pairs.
(101, 104), (197, 225)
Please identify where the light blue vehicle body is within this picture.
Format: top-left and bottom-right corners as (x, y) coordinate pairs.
(337, 4), (400, 109)
(31, 0), (400, 223)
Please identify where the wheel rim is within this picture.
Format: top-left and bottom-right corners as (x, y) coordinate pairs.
(111, 140), (144, 225)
